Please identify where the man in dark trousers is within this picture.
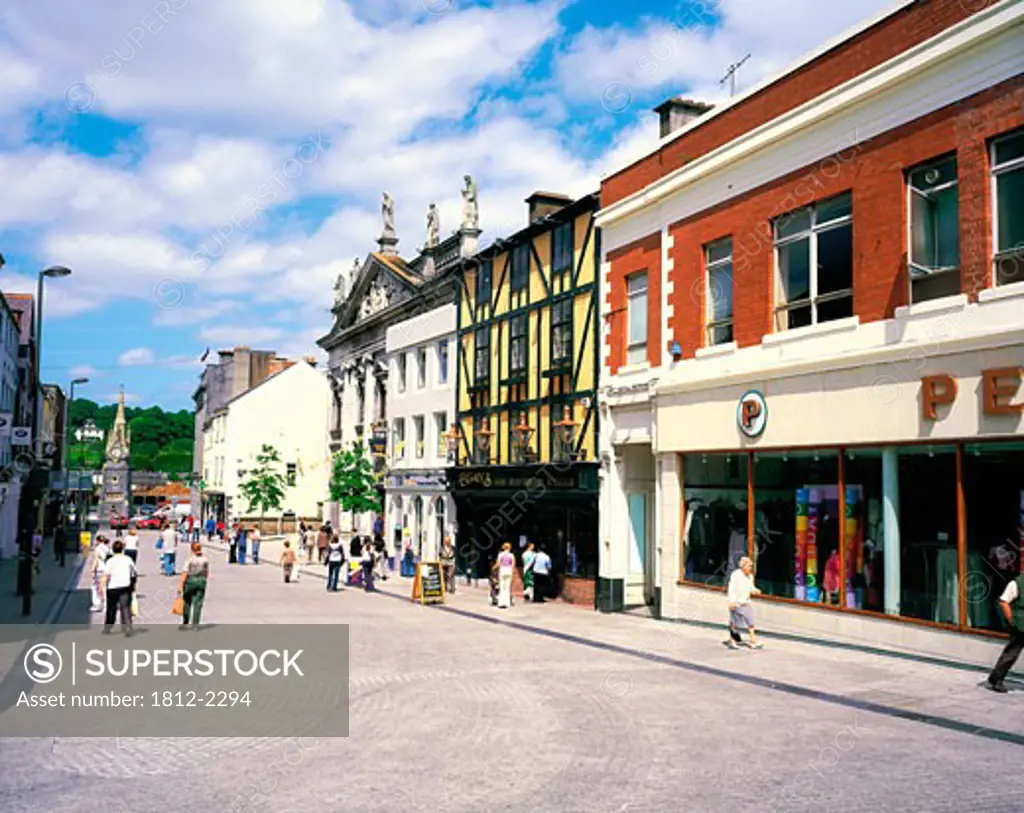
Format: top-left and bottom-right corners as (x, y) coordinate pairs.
(987, 571), (1024, 693)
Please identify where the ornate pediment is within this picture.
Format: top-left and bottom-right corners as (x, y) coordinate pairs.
(358, 276), (399, 321)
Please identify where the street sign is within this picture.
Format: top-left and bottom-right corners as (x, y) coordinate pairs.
(11, 427), (31, 446)
(0, 413), (11, 437)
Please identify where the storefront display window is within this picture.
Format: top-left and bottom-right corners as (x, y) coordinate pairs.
(842, 449), (885, 614)
(897, 446), (957, 624)
(683, 453), (748, 586)
(753, 451), (840, 602)
(964, 442), (1024, 632)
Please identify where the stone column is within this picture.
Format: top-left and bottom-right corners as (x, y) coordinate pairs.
(658, 452), (682, 619)
(882, 446), (901, 616)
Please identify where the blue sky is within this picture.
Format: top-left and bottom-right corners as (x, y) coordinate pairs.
(0, 0), (893, 409)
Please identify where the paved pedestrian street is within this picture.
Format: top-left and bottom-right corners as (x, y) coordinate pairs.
(0, 530), (1021, 812)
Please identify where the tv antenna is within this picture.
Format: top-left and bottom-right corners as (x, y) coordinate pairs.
(720, 54), (751, 98)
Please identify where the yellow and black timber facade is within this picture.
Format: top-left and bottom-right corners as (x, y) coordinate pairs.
(450, 192), (600, 605)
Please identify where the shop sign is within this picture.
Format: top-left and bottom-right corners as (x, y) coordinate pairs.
(922, 368), (1024, 420)
(386, 472), (446, 490)
(737, 390), (767, 438)
(454, 468), (577, 491)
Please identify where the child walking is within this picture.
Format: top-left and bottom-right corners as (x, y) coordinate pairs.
(280, 540), (297, 583)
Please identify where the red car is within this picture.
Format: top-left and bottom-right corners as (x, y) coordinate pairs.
(110, 514), (129, 530)
(135, 516), (162, 530)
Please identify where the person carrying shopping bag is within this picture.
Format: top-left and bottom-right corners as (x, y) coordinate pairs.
(180, 542), (210, 629)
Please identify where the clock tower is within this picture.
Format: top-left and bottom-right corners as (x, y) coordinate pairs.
(101, 388), (132, 521)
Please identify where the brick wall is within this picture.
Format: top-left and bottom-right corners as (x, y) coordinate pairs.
(603, 0), (981, 207)
(660, 79), (1024, 360)
(558, 575), (596, 607)
(606, 232), (662, 374)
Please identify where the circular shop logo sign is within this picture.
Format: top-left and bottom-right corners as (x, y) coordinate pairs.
(737, 390), (767, 438)
(24, 643), (63, 684)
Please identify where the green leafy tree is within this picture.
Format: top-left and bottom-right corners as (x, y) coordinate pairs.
(238, 444), (287, 526)
(329, 443), (382, 515)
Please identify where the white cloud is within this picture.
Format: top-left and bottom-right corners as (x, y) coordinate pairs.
(118, 347), (156, 366)
(69, 364), (97, 378)
(198, 325), (285, 347)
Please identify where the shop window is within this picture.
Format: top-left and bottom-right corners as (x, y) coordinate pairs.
(683, 453), (748, 586)
(908, 156), (961, 303)
(753, 451), (840, 603)
(509, 314), (527, 378)
(626, 272), (647, 366)
(413, 415), (425, 459)
(964, 441), (1024, 632)
(551, 297), (572, 367)
(437, 340), (448, 385)
(843, 449), (886, 614)
(476, 261), (492, 305)
(992, 130), (1024, 287)
(704, 237), (734, 346)
(774, 192), (853, 330)
(552, 221), (574, 276)
(511, 243), (530, 292)
(417, 347), (426, 389)
(474, 327), (489, 384)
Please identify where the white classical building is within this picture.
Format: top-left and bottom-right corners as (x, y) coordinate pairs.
(203, 360), (331, 526)
(384, 304), (457, 561)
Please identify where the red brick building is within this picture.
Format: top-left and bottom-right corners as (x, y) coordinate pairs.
(596, 0), (1023, 665)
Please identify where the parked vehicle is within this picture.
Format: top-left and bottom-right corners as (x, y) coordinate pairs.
(110, 514), (130, 530)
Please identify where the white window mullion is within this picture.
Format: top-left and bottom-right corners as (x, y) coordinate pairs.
(810, 230), (819, 325)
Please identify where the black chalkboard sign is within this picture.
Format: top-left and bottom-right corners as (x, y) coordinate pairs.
(411, 561), (446, 604)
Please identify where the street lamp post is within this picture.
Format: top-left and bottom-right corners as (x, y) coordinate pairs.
(59, 376), (89, 567)
(18, 265), (71, 615)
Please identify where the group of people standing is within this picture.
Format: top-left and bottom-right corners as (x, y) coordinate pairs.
(226, 521), (262, 565)
(491, 541), (552, 609)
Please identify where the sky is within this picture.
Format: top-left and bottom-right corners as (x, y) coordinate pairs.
(0, 0), (897, 410)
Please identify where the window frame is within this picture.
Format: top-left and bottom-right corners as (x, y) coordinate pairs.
(907, 155), (960, 302)
(626, 271), (648, 366)
(552, 221), (574, 276)
(773, 192), (853, 331)
(286, 463), (297, 487)
(413, 414), (425, 459)
(416, 346), (427, 390)
(437, 340), (448, 385)
(474, 327), (490, 384)
(397, 354), (407, 393)
(476, 261), (492, 306)
(509, 313), (528, 378)
(704, 237), (734, 346)
(991, 130), (1024, 287)
(550, 295), (573, 367)
(393, 417), (405, 461)
(511, 243), (530, 293)
(434, 411), (447, 458)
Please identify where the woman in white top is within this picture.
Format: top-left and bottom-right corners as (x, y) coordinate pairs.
(496, 543), (516, 609)
(89, 535), (111, 612)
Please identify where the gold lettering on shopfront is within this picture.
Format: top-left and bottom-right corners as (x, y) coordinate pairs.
(921, 374), (957, 420)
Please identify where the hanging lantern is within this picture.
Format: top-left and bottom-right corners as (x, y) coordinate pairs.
(474, 420), (494, 464)
(442, 424), (461, 462)
(511, 412), (534, 462)
(553, 405), (578, 462)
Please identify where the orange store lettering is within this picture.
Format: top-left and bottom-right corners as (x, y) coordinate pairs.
(921, 368), (1024, 421)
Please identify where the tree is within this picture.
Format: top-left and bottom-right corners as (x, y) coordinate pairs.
(238, 444), (287, 530)
(329, 443), (382, 516)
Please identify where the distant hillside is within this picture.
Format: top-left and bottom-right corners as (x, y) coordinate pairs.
(68, 399), (194, 475)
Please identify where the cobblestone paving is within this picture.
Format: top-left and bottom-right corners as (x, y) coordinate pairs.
(1, 530), (1023, 812)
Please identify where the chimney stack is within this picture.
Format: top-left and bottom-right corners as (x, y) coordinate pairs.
(654, 98), (713, 138)
(525, 191), (573, 224)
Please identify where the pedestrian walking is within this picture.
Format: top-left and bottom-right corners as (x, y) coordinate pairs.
(280, 541), (297, 583)
(317, 525), (329, 564)
(726, 556), (763, 649)
(228, 521), (238, 563)
(89, 535), (111, 612)
(326, 534), (345, 592)
(373, 533), (387, 582)
(496, 542), (515, 609)
(402, 537), (415, 578)
(123, 526), (140, 565)
(521, 541), (536, 602)
(987, 572), (1024, 693)
(180, 542), (210, 629)
(250, 526), (262, 565)
(532, 545), (552, 603)
(216, 519), (225, 540)
(360, 538), (375, 592)
(161, 524), (176, 576)
(101, 539), (137, 635)
(205, 516), (215, 541)
(237, 524), (248, 565)
(440, 535), (456, 594)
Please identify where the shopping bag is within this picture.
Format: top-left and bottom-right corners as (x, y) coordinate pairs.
(131, 594), (140, 617)
(171, 596), (185, 616)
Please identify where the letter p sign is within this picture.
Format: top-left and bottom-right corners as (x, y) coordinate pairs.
(737, 391), (768, 438)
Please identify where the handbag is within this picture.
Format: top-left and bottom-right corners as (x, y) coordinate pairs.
(131, 594), (140, 617)
(171, 595), (185, 616)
